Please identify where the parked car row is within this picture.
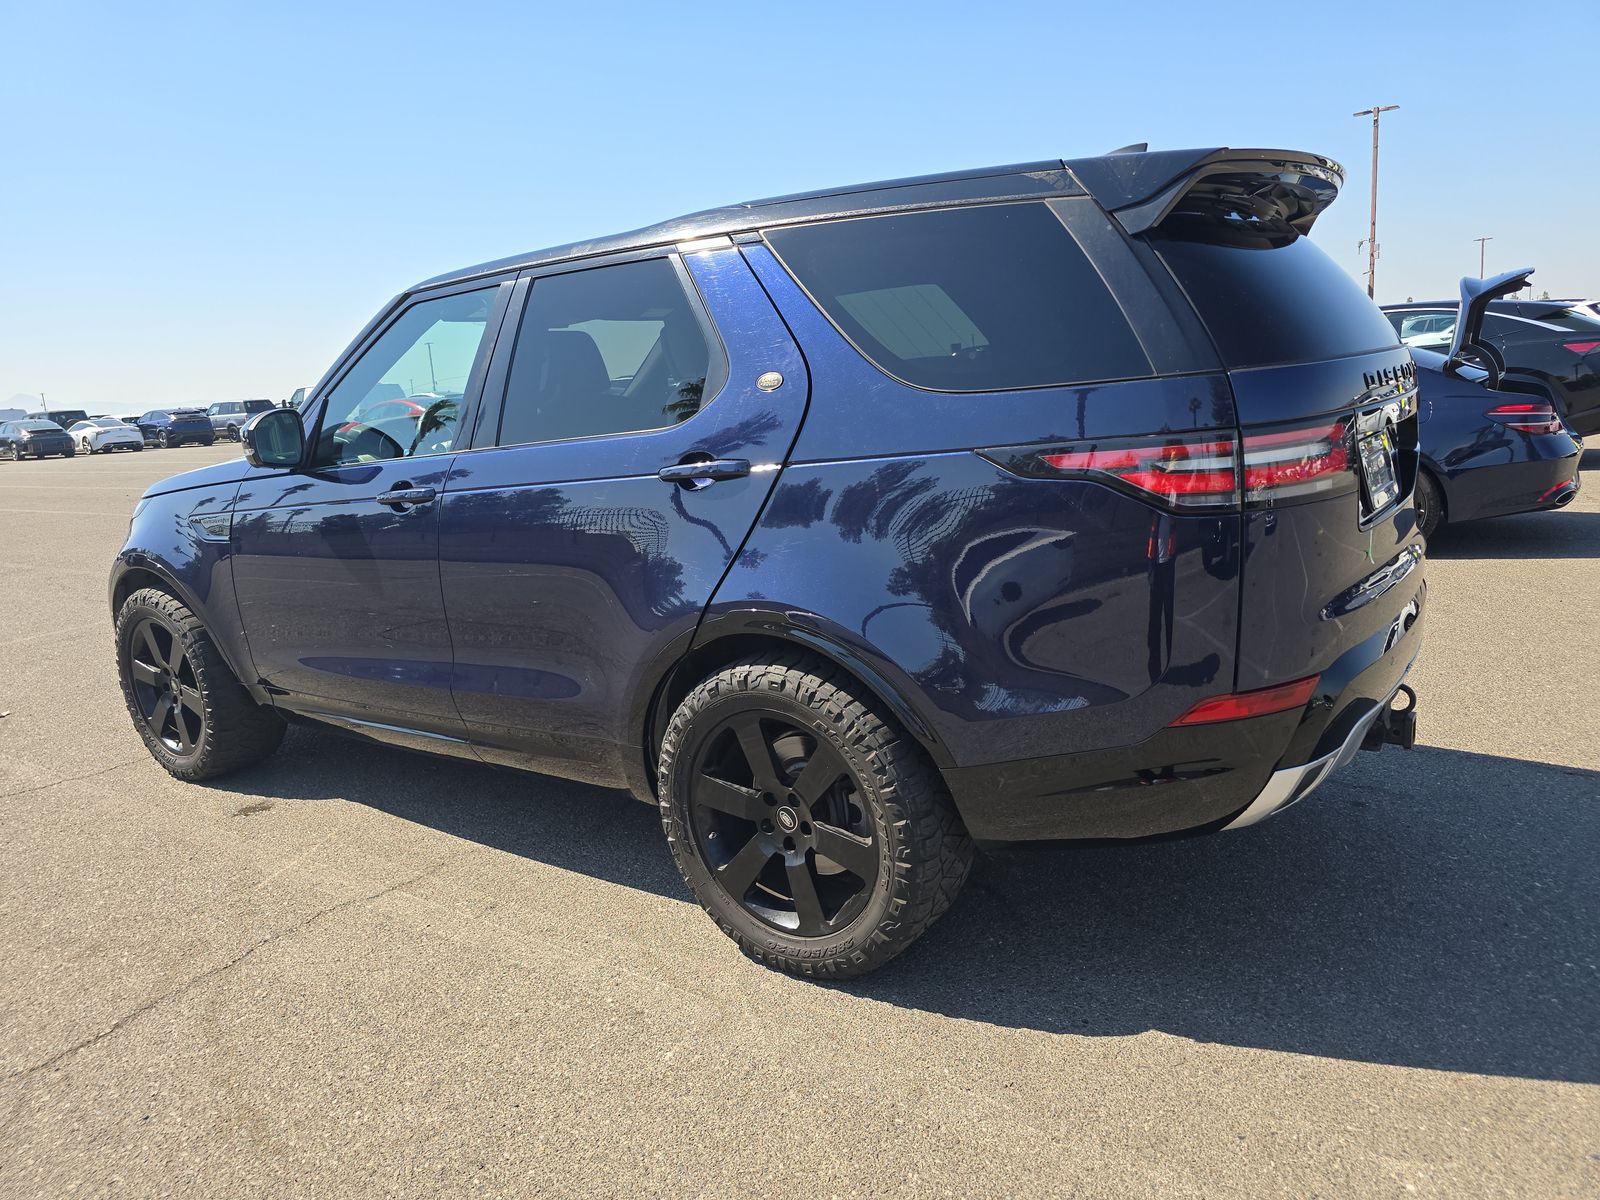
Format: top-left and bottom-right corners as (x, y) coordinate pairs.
(0, 406), (236, 461)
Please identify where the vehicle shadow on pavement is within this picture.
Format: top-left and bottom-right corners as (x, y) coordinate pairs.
(212, 732), (1598, 1085)
(1426, 508), (1600, 559)
(210, 726), (684, 900)
(863, 745), (1600, 1086)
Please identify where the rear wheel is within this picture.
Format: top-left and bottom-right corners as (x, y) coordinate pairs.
(226, 424), (239, 441)
(1414, 469), (1444, 539)
(116, 587), (285, 780)
(158, 430), (170, 448)
(658, 654), (973, 978)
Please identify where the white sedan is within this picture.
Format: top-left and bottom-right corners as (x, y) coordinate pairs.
(68, 418), (145, 454)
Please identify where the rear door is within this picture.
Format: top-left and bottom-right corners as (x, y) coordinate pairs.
(1145, 218), (1424, 694)
(438, 245), (806, 784)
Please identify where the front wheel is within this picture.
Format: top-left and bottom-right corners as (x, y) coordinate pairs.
(115, 587), (285, 780)
(658, 654), (973, 978)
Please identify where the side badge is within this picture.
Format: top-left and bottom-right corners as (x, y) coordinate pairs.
(756, 371), (784, 392)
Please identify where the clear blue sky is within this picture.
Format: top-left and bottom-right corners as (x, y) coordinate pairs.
(4, 1), (1596, 410)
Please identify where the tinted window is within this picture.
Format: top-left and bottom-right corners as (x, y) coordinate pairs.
(313, 287), (496, 467)
(498, 258), (717, 446)
(766, 203), (1150, 391)
(1518, 306), (1600, 333)
(1150, 219), (1399, 368)
(244, 400), (273, 413)
(17, 420), (63, 431)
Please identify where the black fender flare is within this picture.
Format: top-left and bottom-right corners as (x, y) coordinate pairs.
(623, 607), (953, 804)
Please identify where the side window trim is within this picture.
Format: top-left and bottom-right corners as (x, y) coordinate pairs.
(468, 251), (728, 452)
(303, 275), (516, 470)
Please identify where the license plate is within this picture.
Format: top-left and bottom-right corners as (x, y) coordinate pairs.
(1357, 428), (1400, 512)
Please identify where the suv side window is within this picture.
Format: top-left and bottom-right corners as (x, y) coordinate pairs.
(765, 202), (1151, 392)
(497, 257), (718, 447)
(312, 286), (497, 467)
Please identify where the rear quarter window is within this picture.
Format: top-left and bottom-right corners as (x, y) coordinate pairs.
(764, 202), (1152, 392)
(1149, 219), (1399, 368)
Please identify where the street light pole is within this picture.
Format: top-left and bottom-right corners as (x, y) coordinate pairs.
(424, 342), (438, 393)
(1353, 104), (1400, 299)
(1474, 236), (1493, 278)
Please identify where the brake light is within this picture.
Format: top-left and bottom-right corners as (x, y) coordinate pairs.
(1169, 675), (1320, 726)
(981, 418), (1365, 512)
(1240, 419), (1353, 504)
(1562, 341), (1599, 355)
(1485, 402), (1563, 434)
(1007, 431), (1240, 511)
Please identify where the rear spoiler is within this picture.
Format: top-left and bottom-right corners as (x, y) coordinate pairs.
(1063, 147), (1344, 236)
(1445, 267), (1535, 367)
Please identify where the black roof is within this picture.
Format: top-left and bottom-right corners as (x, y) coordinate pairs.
(412, 146), (1344, 292)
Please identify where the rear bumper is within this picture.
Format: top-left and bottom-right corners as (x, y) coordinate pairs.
(944, 579), (1425, 843)
(1221, 672), (1411, 829)
(1438, 438), (1582, 524)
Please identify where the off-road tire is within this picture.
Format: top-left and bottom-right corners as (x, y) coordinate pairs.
(658, 653), (973, 978)
(115, 587), (285, 780)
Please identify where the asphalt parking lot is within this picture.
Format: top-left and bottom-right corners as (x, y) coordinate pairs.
(1, 443), (1597, 1198)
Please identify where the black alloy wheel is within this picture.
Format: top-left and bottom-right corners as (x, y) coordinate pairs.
(688, 707), (879, 937)
(1414, 470), (1444, 540)
(658, 655), (974, 978)
(127, 616), (206, 755)
(115, 587), (285, 780)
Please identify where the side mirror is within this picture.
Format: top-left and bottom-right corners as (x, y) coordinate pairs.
(241, 408), (305, 468)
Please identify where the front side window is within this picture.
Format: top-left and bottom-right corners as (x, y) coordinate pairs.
(498, 258), (717, 447)
(765, 202), (1151, 392)
(313, 287), (496, 467)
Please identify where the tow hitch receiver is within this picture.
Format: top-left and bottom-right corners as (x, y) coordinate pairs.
(1362, 684), (1418, 751)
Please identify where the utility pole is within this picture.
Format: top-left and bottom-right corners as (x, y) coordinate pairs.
(424, 342), (438, 393)
(1474, 236), (1493, 278)
(1353, 104), (1400, 298)
(39, 392), (46, 415)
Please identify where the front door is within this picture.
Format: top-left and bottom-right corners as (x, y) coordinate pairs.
(230, 279), (512, 733)
(438, 247), (807, 784)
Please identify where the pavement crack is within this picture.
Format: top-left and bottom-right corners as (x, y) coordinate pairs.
(4, 860), (448, 1085)
(0, 759), (145, 801)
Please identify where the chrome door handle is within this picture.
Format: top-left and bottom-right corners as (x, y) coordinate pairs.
(376, 485), (437, 509)
(657, 458), (751, 484)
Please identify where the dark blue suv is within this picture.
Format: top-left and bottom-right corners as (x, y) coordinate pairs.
(111, 147), (1426, 977)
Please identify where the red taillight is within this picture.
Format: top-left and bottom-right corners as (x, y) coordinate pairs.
(1169, 675), (1320, 727)
(1027, 432), (1239, 510)
(1485, 402), (1563, 434)
(1562, 341), (1600, 355)
(1240, 420), (1352, 503)
(985, 417), (1361, 511)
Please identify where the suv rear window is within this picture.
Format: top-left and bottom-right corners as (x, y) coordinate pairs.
(765, 202), (1151, 392)
(1149, 219), (1399, 369)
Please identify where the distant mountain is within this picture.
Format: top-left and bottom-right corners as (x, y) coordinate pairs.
(7, 394), (42, 408)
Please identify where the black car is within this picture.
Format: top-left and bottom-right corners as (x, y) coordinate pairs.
(27, 409), (88, 431)
(109, 146), (1425, 978)
(133, 409), (217, 448)
(1385, 295), (1600, 436)
(1407, 269), (1583, 537)
(205, 399), (275, 441)
(1, 419), (76, 459)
